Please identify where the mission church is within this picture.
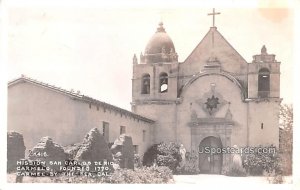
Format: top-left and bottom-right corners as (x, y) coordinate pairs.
(8, 9), (281, 174)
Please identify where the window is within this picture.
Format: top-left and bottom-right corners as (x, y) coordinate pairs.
(261, 123), (264, 130)
(133, 145), (139, 154)
(258, 68), (270, 98)
(159, 72), (168, 93)
(120, 126), (126, 135)
(142, 130), (146, 142)
(102, 122), (109, 142)
(141, 74), (150, 94)
(89, 103), (92, 109)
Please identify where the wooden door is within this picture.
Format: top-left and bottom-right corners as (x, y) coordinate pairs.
(198, 136), (223, 174)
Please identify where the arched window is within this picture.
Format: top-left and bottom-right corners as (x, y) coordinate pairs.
(159, 72), (168, 93)
(141, 74), (150, 94)
(258, 68), (270, 98)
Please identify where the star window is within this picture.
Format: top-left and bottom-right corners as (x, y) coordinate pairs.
(205, 95), (220, 113)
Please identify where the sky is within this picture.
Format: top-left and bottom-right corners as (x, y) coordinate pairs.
(3, 0), (296, 111)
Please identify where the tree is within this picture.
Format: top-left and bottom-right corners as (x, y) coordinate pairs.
(279, 104), (293, 175)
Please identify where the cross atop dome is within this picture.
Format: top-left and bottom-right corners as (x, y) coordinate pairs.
(156, 22), (166, 33)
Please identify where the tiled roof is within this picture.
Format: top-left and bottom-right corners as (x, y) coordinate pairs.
(8, 75), (155, 124)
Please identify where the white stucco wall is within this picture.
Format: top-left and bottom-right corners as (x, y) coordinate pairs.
(8, 81), (153, 156)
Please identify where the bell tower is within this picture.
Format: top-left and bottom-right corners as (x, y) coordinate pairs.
(247, 45), (281, 147)
(131, 22), (179, 111)
(131, 22), (180, 143)
(247, 45), (280, 99)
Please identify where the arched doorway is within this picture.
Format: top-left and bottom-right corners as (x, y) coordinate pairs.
(199, 136), (223, 174)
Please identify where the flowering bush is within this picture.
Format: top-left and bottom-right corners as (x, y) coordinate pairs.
(176, 151), (200, 174)
(103, 166), (173, 184)
(142, 142), (182, 172)
(243, 145), (280, 176)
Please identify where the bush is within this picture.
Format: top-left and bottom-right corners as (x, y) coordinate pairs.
(101, 166), (173, 184)
(134, 154), (142, 168)
(223, 165), (247, 177)
(176, 151), (200, 174)
(142, 144), (160, 166)
(157, 154), (178, 171)
(279, 104), (293, 175)
(278, 151), (292, 175)
(243, 145), (280, 176)
(142, 142), (182, 172)
(269, 174), (284, 184)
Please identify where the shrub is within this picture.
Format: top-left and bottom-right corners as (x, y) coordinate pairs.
(269, 174), (284, 184)
(279, 104), (293, 175)
(278, 147), (292, 175)
(243, 145), (280, 176)
(142, 142), (182, 172)
(101, 166), (173, 184)
(142, 144), (160, 166)
(134, 154), (142, 168)
(176, 151), (200, 174)
(157, 154), (178, 171)
(223, 165), (247, 177)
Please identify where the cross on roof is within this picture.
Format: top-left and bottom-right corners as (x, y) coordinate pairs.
(208, 8), (221, 27)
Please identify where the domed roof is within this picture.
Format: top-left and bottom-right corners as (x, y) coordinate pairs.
(143, 22), (177, 64)
(145, 22), (175, 55)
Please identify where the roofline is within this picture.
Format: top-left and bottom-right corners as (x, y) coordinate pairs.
(215, 28), (248, 63)
(183, 27), (212, 63)
(8, 76), (83, 99)
(81, 95), (155, 123)
(183, 27), (248, 64)
(8, 75), (155, 124)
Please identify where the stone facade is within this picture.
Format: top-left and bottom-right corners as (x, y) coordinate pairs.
(131, 24), (281, 173)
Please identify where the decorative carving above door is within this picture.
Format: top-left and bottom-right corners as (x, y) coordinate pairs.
(196, 83), (228, 117)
